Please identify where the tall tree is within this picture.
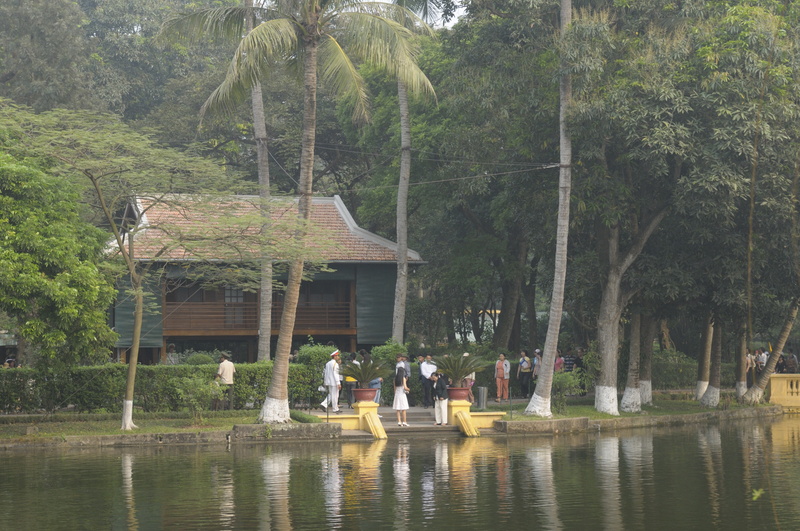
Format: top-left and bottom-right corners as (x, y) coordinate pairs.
(166, 0), (434, 422)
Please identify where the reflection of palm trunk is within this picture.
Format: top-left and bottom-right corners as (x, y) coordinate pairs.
(526, 444), (560, 528)
(394, 442), (411, 530)
(261, 452), (292, 530)
(121, 453), (138, 531)
(211, 464), (236, 526)
(596, 437), (622, 530)
(698, 426), (723, 521)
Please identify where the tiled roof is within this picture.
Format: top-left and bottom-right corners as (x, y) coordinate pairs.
(125, 194), (421, 263)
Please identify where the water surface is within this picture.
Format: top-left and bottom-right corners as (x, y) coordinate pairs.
(1, 416), (798, 530)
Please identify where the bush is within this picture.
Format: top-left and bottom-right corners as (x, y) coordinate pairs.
(185, 353), (217, 365)
(370, 340), (407, 364)
(551, 372), (582, 414)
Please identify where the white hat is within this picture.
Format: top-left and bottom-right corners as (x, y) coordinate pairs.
(535, 349), (542, 353)
(463, 352), (470, 357)
(330, 350), (340, 357)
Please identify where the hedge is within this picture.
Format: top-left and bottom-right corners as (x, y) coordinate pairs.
(0, 362), (322, 414)
(0, 359), (740, 414)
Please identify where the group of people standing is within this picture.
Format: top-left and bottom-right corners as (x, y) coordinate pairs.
(745, 347), (799, 386)
(392, 353), (449, 427)
(494, 348), (585, 402)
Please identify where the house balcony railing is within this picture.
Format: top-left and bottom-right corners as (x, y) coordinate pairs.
(163, 301), (353, 331)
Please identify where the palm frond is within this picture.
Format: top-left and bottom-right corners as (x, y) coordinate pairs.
(159, 7), (250, 44)
(201, 18), (300, 118)
(318, 36), (371, 123)
(334, 11), (435, 98)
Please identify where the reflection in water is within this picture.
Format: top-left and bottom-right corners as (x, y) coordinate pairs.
(621, 433), (653, 530)
(260, 451), (292, 530)
(211, 463), (236, 528)
(394, 442), (411, 530)
(596, 436), (622, 530)
(526, 443), (561, 530)
(3, 416), (800, 529)
(121, 453), (138, 531)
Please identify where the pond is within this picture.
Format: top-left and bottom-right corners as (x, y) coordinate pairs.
(1, 415), (798, 530)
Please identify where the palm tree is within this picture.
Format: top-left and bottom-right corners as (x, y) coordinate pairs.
(525, 0), (572, 418)
(166, 0), (434, 422)
(390, 0), (438, 343)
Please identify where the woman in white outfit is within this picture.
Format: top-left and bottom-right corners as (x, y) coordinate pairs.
(393, 366), (410, 426)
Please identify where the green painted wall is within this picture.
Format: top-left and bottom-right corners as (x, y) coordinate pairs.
(113, 277), (163, 348)
(356, 264), (396, 344)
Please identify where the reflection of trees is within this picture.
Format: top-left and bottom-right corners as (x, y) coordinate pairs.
(260, 451), (292, 530)
(121, 453), (138, 531)
(621, 432), (654, 529)
(526, 443), (561, 529)
(596, 437), (622, 530)
(210, 463), (236, 527)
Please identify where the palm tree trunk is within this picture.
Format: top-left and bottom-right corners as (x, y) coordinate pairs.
(392, 80), (411, 343)
(245, 0), (273, 363)
(526, 0), (571, 417)
(260, 35), (318, 423)
(735, 321), (748, 397)
(741, 299), (798, 404)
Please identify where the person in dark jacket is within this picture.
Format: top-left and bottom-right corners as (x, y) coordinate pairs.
(430, 372), (449, 426)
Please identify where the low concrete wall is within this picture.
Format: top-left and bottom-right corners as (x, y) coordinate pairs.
(232, 423), (341, 441)
(495, 405), (783, 436)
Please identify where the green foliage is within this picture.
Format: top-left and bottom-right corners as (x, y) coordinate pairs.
(185, 353), (216, 365)
(551, 372), (582, 415)
(294, 342), (340, 372)
(0, 362), (324, 414)
(290, 409), (322, 423)
(0, 153), (116, 363)
(369, 340), (408, 364)
(174, 377), (222, 425)
(433, 354), (489, 384)
(340, 360), (391, 386)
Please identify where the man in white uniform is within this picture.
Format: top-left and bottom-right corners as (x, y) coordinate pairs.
(320, 350), (342, 413)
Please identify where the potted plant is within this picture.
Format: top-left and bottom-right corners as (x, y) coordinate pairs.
(433, 355), (488, 400)
(340, 360), (390, 402)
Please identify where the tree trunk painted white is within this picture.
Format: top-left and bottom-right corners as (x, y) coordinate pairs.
(640, 380), (652, 405)
(595, 386), (619, 416)
(524, 392), (552, 418)
(699, 385), (720, 408)
(595, 266), (623, 416)
(392, 80), (411, 343)
(121, 399), (138, 430)
(262, 32), (319, 422)
(695, 380), (709, 401)
(621, 312), (641, 413)
(258, 396), (291, 424)
(735, 381), (747, 397)
(620, 387), (641, 413)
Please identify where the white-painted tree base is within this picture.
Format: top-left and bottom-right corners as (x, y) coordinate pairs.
(695, 380), (709, 401)
(741, 386), (764, 405)
(620, 387), (641, 413)
(699, 385), (720, 408)
(121, 399), (138, 430)
(524, 393), (552, 418)
(595, 386), (620, 416)
(258, 396), (291, 424)
(735, 381), (747, 398)
(640, 380), (652, 405)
